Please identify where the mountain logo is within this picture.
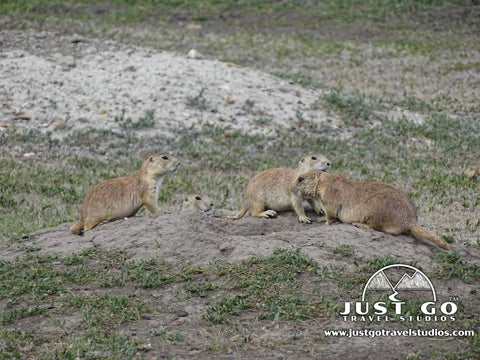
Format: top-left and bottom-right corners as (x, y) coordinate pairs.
(361, 264), (436, 302)
(340, 263), (457, 321)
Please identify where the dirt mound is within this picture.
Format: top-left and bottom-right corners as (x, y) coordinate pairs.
(0, 29), (339, 141)
(3, 209), (454, 272)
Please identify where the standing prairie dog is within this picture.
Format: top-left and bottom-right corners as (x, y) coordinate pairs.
(181, 194), (214, 212)
(70, 153), (180, 235)
(294, 171), (450, 250)
(228, 154), (331, 223)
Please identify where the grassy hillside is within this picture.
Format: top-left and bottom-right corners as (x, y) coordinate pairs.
(0, 1), (479, 359)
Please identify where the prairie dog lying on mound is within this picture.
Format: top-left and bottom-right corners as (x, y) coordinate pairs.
(294, 171), (450, 250)
(70, 153), (180, 235)
(228, 154), (331, 223)
(181, 194), (213, 212)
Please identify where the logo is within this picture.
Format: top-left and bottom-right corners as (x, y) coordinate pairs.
(340, 264), (457, 323)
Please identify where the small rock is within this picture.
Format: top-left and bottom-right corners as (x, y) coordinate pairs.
(177, 310), (189, 317)
(218, 84), (231, 92)
(225, 97), (235, 104)
(100, 109), (107, 115)
(224, 129), (234, 137)
(185, 23), (202, 31)
(70, 37), (86, 44)
(1, 121), (8, 128)
(187, 49), (203, 59)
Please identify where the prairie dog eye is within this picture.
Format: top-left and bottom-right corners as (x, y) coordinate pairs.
(195, 196), (201, 200)
(184, 198), (188, 202)
(162, 155), (169, 160)
(311, 156), (317, 160)
(298, 177), (305, 183)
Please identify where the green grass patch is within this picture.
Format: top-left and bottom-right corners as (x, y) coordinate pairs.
(0, 0), (467, 27)
(333, 244), (355, 258)
(204, 248), (325, 324)
(0, 246), (478, 357)
(431, 251), (480, 284)
(321, 88), (382, 127)
(273, 72), (326, 89)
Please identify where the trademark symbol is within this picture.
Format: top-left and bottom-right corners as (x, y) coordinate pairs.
(449, 296), (459, 302)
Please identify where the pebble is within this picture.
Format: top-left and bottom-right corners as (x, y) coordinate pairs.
(176, 310), (189, 317)
(187, 49), (203, 59)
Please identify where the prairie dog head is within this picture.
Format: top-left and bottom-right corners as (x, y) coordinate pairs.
(144, 153), (180, 176)
(298, 154), (331, 173)
(294, 170), (327, 198)
(182, 194), (214, 212)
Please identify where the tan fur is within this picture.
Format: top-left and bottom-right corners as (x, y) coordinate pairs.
(70, 153), (180, 235)
(463, 163), (480, 179)
(228, 154), (331, 223)
(294, 171), (450, 250)
(181, 194), (213, 212)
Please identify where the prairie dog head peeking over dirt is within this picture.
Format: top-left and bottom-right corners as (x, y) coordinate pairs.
(181, 194), (214, 212)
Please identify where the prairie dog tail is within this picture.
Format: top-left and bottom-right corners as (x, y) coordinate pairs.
(70, 221), (84, 235)
(410, 224), (450, 250)
(227, 207), (248, 220)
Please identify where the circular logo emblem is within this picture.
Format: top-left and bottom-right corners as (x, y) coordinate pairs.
(362, 264), (436, 303)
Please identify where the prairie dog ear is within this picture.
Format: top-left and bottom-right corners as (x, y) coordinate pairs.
(149, 156), (154, 162)
(184, 197), (188, 202)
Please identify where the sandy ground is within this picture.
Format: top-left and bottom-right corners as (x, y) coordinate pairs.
(0, 29), (340, 142)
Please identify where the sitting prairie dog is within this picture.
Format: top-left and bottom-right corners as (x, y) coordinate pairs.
(294, 171), (450, 250)
(228, 154), (331, 223)
(463, 163), (480, 179)
(70, 153), (180, 235)
(181, 194), (214, 212)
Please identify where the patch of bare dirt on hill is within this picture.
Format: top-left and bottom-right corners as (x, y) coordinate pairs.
(0, 29), (340, 143)
(3, 209), (458, 267)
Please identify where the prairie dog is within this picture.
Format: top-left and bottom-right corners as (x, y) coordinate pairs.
(70, 153), (180, 235)
(181, 194), (213, 212)
(228, 154), (331, 223)
(464, 163), (480, 179)
(294, 171), (450, 250)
